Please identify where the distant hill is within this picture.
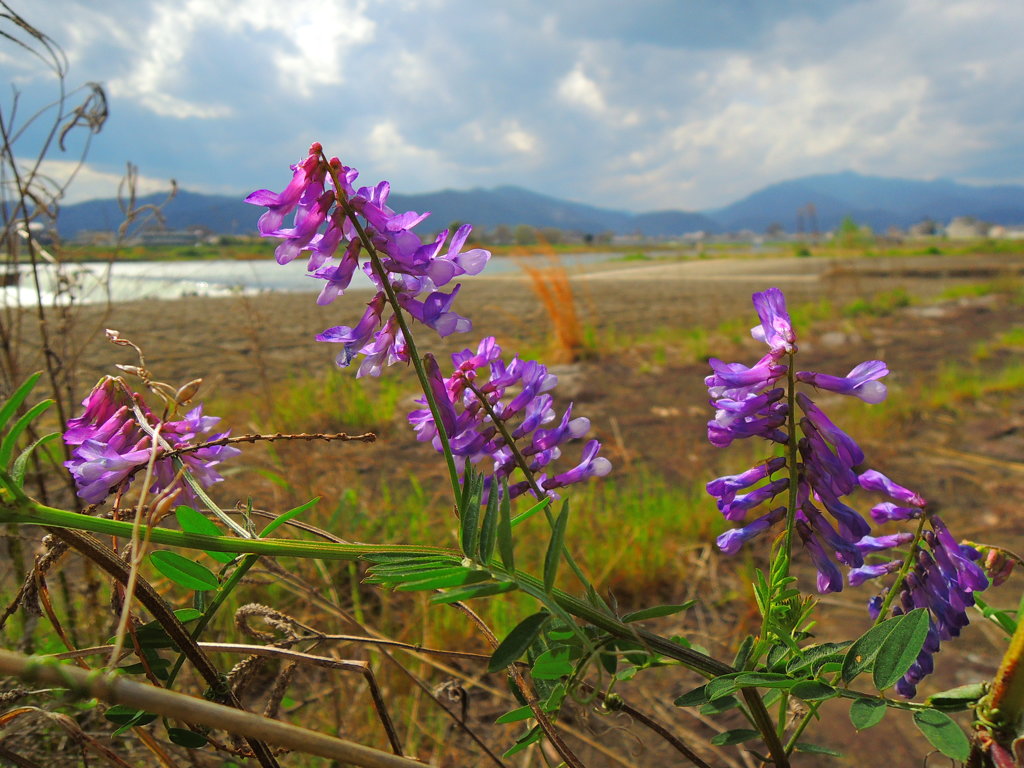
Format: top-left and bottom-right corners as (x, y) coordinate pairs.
(711, 171), (1024, 232)
(57, 172), (1024, 239)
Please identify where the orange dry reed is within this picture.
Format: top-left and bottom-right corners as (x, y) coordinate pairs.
(519, 253), (585, 363)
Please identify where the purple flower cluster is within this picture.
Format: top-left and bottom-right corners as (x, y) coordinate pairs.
(246, 144), (490, 377)
(706, 288), (894, 591)
(63, 377), (239, 505)
(707, 287), (988, 695)
(409, 337), (610, 498)
(868, 517), (987, 697)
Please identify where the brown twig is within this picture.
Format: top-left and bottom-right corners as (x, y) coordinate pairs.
(450, 600), (587, 768)
(0, 649), (427, 768)
(41, 526), (282, 768)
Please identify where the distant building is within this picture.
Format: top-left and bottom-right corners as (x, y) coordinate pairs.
(989, 225), (1024, 240)
(908, 219), (939, 238)
(945, 216), (990, 239)
(135, 229), (205, 246)
(72, 229), (118, 246)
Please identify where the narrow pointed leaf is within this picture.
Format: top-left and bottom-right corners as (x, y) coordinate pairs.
(511, 496), (550, 527)
(259, 497), (320, 537)
(0, 400), (53, 469)
(11, 432), (58, 487)
(497, 483), (514, 572)
(396, 568), (490, 592)
(460, 476), (483, 557)
(622, 601), (695, 623)
(488, 612), (549, 672)
(873, 608), (930, 690)
(793, 742), (842, 757)
(478, 484), (500, 564)
(674, 685), (710, 708)
(431, 581), (518, 604)
(913, 709), (970, 761)
(0, 372), (42, 432)
(543, 501), (569, 593)
(494, 705), (534, 724)
(710, 729), (759, 746)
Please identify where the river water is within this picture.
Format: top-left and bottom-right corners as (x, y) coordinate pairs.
(1, 251), (621, 306)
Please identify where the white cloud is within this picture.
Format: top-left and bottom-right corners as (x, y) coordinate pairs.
(105, 0), (375, 117)
(557, 64), (607, 114)
(24, 159), (172, 205)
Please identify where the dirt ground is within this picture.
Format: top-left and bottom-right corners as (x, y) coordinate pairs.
(8, 251), (1024, 766)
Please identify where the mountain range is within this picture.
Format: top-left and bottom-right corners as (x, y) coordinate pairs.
(56, 171), (1024, 239)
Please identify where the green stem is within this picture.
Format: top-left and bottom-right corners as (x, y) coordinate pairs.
(6, 492), (790, 766)
(872, 512), (928, 626)
(463, 380), (598, 594)
(4, 498), (452, 561)
(318, 152), (462, 502)
(164, 553), (261, 687)
(784, 700), (819, 754)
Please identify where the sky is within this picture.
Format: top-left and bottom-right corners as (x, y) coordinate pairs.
(3, 0), (1022, 212)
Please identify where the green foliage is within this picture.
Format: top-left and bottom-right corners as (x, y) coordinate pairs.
(913, 709), (971, 761)
(849, 698), (887, 730)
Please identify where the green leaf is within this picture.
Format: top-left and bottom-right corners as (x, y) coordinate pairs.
(459, 465), (476, 519)
(793, 742), (843, 757)
(477, 486), (500, 564)
(842, 613), (914, 683)
(104, 705), (157, 727)
(365, 560), (460, 583)
(849, 698), (887, 730)
(174, 506), (235, 563)
(873, 608), (930, 690)
(488, 612), (549, 672)
(913, 709), (970, 761)
(120, 657), (171, 677)
(701, 695), (740, 715)
(0, 372), (42, 433)
(396, 568), (490, 591)
(732, 634), (756, 670)
(542, 500), (569, 593)
(497, 485), (514, 572)
(258, 497), (320, 537)
(502, 725), (542, 758)
(11, 432), (58, 487)
(531, 647), (573, 680)
(460, 485), (482, 558)
(674, 685), (709, 708)
(705, 674), (741, 701)
(510, 496), (550, 527)
(622, 601), (696, 623)
(495, 705), (534, 724)
(710, 729), (759, 746)
(786, 642), (851, 676)
(789, 680), (836, 701)
(733, 672), (798, 688)
(430, 581), (518, 604)
(149, 551), (219, 591)
(0, 399), (52, 469)
(167, 727), (208, 748)
(926, 683), (987, 712)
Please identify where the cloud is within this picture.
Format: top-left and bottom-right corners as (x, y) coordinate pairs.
(557, 65), (607, 114)
(24, 158), (172, 204)
(4, 0), (1024, 212)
